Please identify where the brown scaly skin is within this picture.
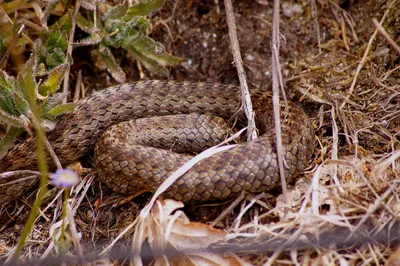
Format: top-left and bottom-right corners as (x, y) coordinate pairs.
(0, 80), (315, 205)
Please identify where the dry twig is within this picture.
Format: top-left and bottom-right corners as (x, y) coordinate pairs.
(62, 0), (81, 104)
(223, 0), (257, 141)
(271, 0), (289, 202)
(372, 18), (400, 54)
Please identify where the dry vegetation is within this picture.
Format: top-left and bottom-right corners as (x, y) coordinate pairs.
(0, 0), (399, 265)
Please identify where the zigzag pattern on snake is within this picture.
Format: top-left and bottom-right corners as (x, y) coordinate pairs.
(0, 80), (315, 205)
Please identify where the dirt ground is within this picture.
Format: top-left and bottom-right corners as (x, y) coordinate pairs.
(1, 0), (399, 265)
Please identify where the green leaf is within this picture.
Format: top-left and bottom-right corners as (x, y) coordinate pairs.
(12, 90), (30, 116)
(99, 45), (126, 83)
(0, 126), (22, 156)
(55, 12), (73, 35)
(18, 53), (38, 114)
(0, 108), (22, 127)
(135, 17), (151, 32)
(74, 34), (102, 47)
(103, 21), (141, 48)
(125, 44), (167, 75)
(125, 0), (165, 18)
(0, 70), (16, 94)
(0, 108), (31, 132)
(0, 70), (21, 116)
(76, 13), (98, 35)
(47, 103), (77, 116)
(128, 35), (164, 55)
(47, 26), (68, 51)
(0, 94), (15, 116)
(37, 24), (68, 72)
(38, 63), (69, 96)
(103, 1), (129, 20)
(40, 91), (68, 119)
(123, 36), (183, 75)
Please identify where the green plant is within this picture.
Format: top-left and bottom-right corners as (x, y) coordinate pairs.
(76, 0), (182, 82)
(0, 23), (72, 153)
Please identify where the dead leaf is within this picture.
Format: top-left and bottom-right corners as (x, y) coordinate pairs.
(133, 199), (249, 265)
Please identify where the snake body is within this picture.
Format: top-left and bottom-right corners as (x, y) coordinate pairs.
(0, 80), (314, 204)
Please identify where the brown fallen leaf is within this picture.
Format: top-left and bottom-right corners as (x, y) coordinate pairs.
(133, 199), (250, 266)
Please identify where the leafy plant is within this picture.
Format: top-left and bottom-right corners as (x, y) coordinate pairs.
(0, 18), (72, 154)
(76, 0), (182, 82)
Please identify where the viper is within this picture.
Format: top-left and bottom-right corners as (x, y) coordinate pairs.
(0, 80), (315, 204)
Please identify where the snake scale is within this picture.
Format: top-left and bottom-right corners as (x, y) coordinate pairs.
(0, 80), (315, 205)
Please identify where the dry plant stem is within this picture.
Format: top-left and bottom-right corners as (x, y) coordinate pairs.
(326, 159), (396, 218)
(0, 205), (24, 231)
(271, 0), (288, 202)
(71, 174), (95, 214)
(38, 189), (64, 223)
(330, 107), (344, 193)
(340, 14), (350, 51)
(311, 0), (321, 53)
(343, 12), (358, 43)
(347, 185), (395, 241)
(223, 0), (257, 141)
(311, 165), (322, 215)
(73, 70), (83, 103)
(0, 170), (39, 178)
(62, 0), (81, 104)
(337, 107), (352, 147)
(20, 18), (45, 32)
(210, 191), (246, 227)
(0, 175), (37, 192)
(372, 151), (400, 179)
(340, 5), (392, 109)
(381, 64), (400, 81)
(28, 112), (62, 170)
(132, 216), (146, 266)
(101, 216), (138, 255)
(372, 18), (400, 54)
(136, 60), (144, 79)
(66, 204), (83, 257)
(263, 223), (306, 266)
(233, 192), (266, 230)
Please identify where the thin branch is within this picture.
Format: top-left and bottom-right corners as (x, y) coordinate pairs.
(311, 0), (321, 53)
(73, 70), (83, 103)
(372, 18), (400, 55)
(271, 0), (288, 202)
(62, 0), (81, 103)
(223, 0), (257, 141)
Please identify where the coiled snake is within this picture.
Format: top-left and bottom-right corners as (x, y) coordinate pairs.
(0, 80), (314, 205)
